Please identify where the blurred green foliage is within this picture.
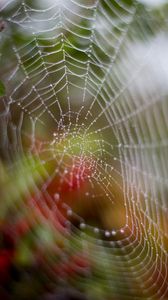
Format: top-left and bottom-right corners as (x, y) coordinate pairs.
(0, 80), (5, 96)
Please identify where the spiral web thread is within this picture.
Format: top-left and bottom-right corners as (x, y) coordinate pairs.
(0, 0), (168, 298)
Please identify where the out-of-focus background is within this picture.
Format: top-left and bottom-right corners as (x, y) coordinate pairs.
(0, 0), (168, 299)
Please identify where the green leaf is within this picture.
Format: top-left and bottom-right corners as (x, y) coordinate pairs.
(0, 80), (6, 96)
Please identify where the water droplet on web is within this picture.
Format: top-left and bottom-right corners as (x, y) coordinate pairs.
(105, 231), (110, 237)
(67, 209), (72, 216)
(80, 223), (86, 229)
(54, 193), (60, 201)
(94, 227), (99, 234)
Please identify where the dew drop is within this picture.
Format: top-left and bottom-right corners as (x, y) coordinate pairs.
(94, 227), (99, 234)
(54, 193), (60, 201)
(80, 223), (86, 229)
(67, 209), (72, 216)
(105, 231), (110, 237)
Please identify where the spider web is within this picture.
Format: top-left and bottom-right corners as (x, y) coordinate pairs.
(0, 0), (168, 298)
